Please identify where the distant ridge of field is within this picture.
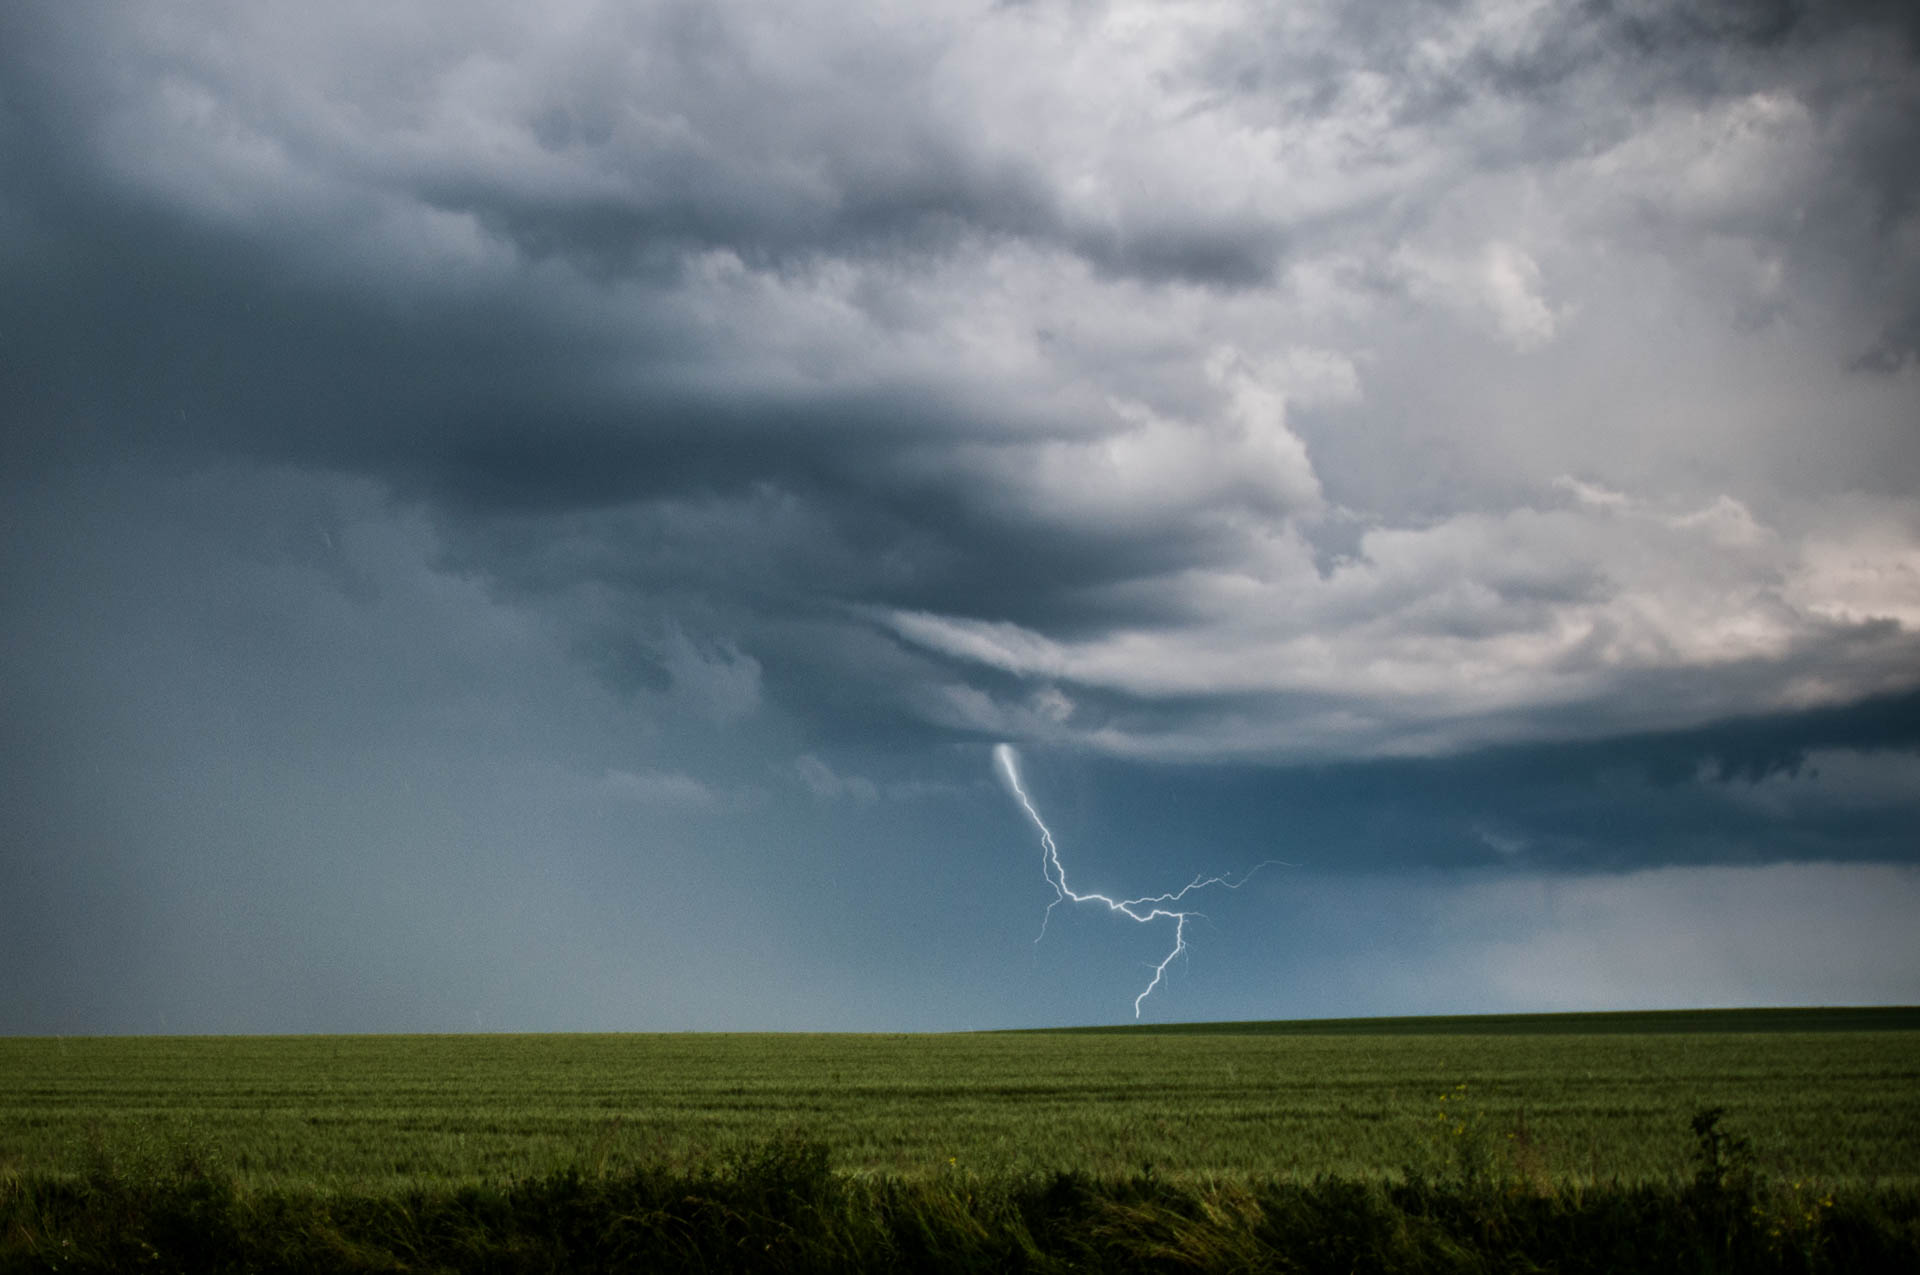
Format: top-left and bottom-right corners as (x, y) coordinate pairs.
(1037, 1005), (1920, 1035)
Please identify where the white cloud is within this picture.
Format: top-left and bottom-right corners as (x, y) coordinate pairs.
(1788, 505), (1920, 631)
(966, 374), (1321, 535)
(1586, 91), (1820, 235)
(885, 485), (1920, 758)
(1398, 240), (1561, 349)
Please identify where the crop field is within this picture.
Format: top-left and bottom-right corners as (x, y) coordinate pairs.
(6, 1008), (1920, 1271)
(4, 1007), (1917, 1192)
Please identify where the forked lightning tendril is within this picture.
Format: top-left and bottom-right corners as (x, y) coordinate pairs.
(993, 743), (1280, 1018)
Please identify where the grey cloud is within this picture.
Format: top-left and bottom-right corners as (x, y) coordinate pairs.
(794, 754), (880, 805)
(11, 0), (1920, 1036)
(1433, 862), (1920, 1011)
(3, 0), (1917, 856)
(1035, 693), (1920, 885)
(1138, 861), (1920, 1023)
(600, 768), (720, 806)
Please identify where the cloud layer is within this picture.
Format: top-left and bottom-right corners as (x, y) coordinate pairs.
(7, 0), (1917, 764)
(3, 0), (1916, 1028)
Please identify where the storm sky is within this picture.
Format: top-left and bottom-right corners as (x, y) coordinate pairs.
(3, 0), (1917, 1032)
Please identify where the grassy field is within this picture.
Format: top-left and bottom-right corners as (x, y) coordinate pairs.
(5, 1009), (1919, 1271)
(4, 1008), (1917, 1192)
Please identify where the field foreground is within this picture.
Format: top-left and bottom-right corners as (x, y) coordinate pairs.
(3, 1008), (1916, 1189)
(3, 1008), (1918, 1270)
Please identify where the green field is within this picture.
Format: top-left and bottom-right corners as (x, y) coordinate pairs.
(6, 1010), (1920, 1271)
(5, 1008), (1917, 1191)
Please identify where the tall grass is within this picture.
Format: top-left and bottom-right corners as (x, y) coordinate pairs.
(5, 1122), (1918, 1273)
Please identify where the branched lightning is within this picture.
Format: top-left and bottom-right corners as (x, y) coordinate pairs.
(993, 743), (1282, 1018)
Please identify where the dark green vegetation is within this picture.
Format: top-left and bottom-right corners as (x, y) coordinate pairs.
(7, 1132), (1920, 1273)
(4, 1009), (1918, 1270)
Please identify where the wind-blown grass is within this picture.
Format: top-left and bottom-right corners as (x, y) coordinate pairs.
(6, 1127), (1920, 1273)
(3, 1010), (1917, 1270)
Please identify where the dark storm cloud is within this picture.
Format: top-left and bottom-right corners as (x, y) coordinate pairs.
(5, 0), (1917, 743)
(3, 0), (1918, 1031)
(1049, 691), (1920, 882)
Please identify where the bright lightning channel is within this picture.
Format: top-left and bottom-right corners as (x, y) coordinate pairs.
(993, 742), (1279, 1018)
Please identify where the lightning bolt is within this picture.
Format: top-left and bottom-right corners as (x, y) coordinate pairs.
(993, 743), (1281, 1018)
